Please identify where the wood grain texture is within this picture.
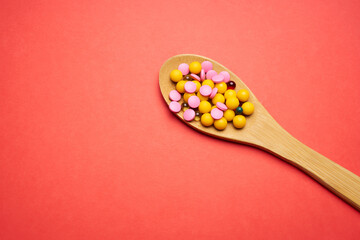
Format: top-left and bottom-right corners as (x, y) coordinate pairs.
(159, 54), (360, 211)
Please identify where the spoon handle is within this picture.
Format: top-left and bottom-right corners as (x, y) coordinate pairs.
(259, 126), (360, 211)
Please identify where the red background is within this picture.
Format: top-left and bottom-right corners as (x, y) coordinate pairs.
(1, 0), (360, 239)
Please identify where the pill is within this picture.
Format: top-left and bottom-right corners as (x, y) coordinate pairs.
(202, 79), (215, 89)
(224, 109), (235, 121)
(209, 88), (218, 99)
(233, 115), (246, 128)
(216, 102), (228, 111)
(170, 69), (183, 82)
(201, 113), (214, 126)
(212, 74), (224, 83)
(169, 101), (181, 113)
(188, 95), (200, 108)
(176, 80), (187, 93)
(199, 85), (212, 96)
(201, 61), (213, 73)
(224, 89), (237, 99)
(182, 102), (189, 111)
(212, 93), (225, 105)
(178, 63), (190, 75)
(189, 61), (202, 74)
(184, 92), (195, 103)
(226, 97), (240, 110)
(200, 69), (205, 81)
(214, 117), (227, 130)
(193, 80), (201, 92)
(235, 106), (243, 115)
(206, 70), (217, 80)
(183, 109), (195, 121)
(197, 91), (209, 101)
(227, 81), (236, 89)
(169, 90), (181, 101)
(198, 101), (212, 113)
(194, 111), (201, 121)
(237, 89), (250, 102)
(242, 102), (254, 115)
(215, 82), (227, 94)
(190, 73), (201, 81)
(219, 71), (230, 83)
(211, 107), (224, 120)
(184, 75), (191, 80)
(185, 81), (197, 93)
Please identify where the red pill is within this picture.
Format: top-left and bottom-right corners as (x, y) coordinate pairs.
(227, 81), (236, 89)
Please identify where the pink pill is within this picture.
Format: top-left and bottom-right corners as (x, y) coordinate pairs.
(183, 109), (195, 121)
(199, 85), (212, 96)
(201, 61), (213, 73)
(216, 102), (228, 111)
(169, 101), (181, 113)
(188, 95), (200, 108)
(178, 63), (189, 75)
(206, 70), (217, 80)
(190, 73), (201, 81)
(209, 88), (218, 99)
(169, 90), (181, 101)
(219, 71), (230, 83)
(184, 81), (197, 93)
(200, 69), (205, 81)
(212, 74), (224, 83)
(211, 107), (224, 120)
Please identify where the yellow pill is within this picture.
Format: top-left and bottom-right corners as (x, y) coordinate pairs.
(215, 82), (227, 94)
(233, 115), (246, 128)
(237, 89), (250, 102)
(189, 61), (202, 74)
(242, 102), (254, 115)
(198, 101), (212, 113)
(193, 80), (201, 92)
(226, 97), (240, 110)
(214, 117), (227, 130)
(202, 79), (215, 89)
(211, 105), (217, 110)
(224, 89), (237, 99)
(170, 69), (183, 82)
(212, 93), (225, 105)
(223, 109), (235, 122)
(197, 91), (209, 101)
(176, 80), (187, 93)
(184, 93), (195, 103)
(201, 113), (214, 127)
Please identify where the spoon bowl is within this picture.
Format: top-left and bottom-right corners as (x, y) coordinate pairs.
(159, 54), (360, 211)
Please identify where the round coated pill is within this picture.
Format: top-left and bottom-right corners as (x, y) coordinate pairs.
(202, 79), (215, 89)
(169, 101), (181, 113)
(206, 70), (217, 80)
(184, 75), (191, 80)
(215, 82), (227, 94)
(184, 93), (195, 103)
(188, 96), (200, 108)
(216, 102), (228, 111)
(235, 106), (243, 115)
(209, 88), (218, 99)
(185, 81), (197, 93)
(237, 89), (250, 102)
(224, 89), (236, 99)
(200, 69), (205, 81)
(197, 91), (209, 101)
(212, 93), (225, 105)
(201, 61), (213, 73)
(214, 117), (227, 130)
(201, 113), (214, 126)
(219, 71), (230, 83)
(189, 61), (202, 74)
(224, 109), (235, 121)
(169, 90), (181, 101)
(178, 63), (189, 75)
(226, 97), (240, 110)
(233, 115), (246, 128)
(198, 101), (212, 113)
(190, 73), (201, 81)
(227, 81), (236, 89)
(193, 80), (201, 92)
(242, 102), (254, 115)
(212, 74), (224, 83)
(170, 69), (183, 82)
(183, 109), (195, 121)
(199, 85), (212, 96)
(176, 80), (187, 93)
(211, 107), (224, 120)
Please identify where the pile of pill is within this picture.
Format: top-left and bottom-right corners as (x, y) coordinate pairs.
(168, 61), (254, 130)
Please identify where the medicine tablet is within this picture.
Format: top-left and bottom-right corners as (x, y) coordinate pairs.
(184, 81), (197, 93)
(183, 109), (195, 121)
(190, 73), (201, 81)
(200, 69), (205, 81)
(219, 71), (230, 83)
(169, 101), (181, 113)
(201, 61), (213, 73)
(206, 70), (217, 80)
(178, 63), (190, 75)
(209, 88), (218, 99)
(212, 74), (224, 83)
(188, 95), (200, 108)
(199, 85), (212, 96)
(216, 102), (228, 111)
(169, 90), (181, 101)
(211, 107), (224, 120)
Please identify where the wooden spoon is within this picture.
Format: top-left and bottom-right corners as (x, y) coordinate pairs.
(159, 54), (360, 211)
